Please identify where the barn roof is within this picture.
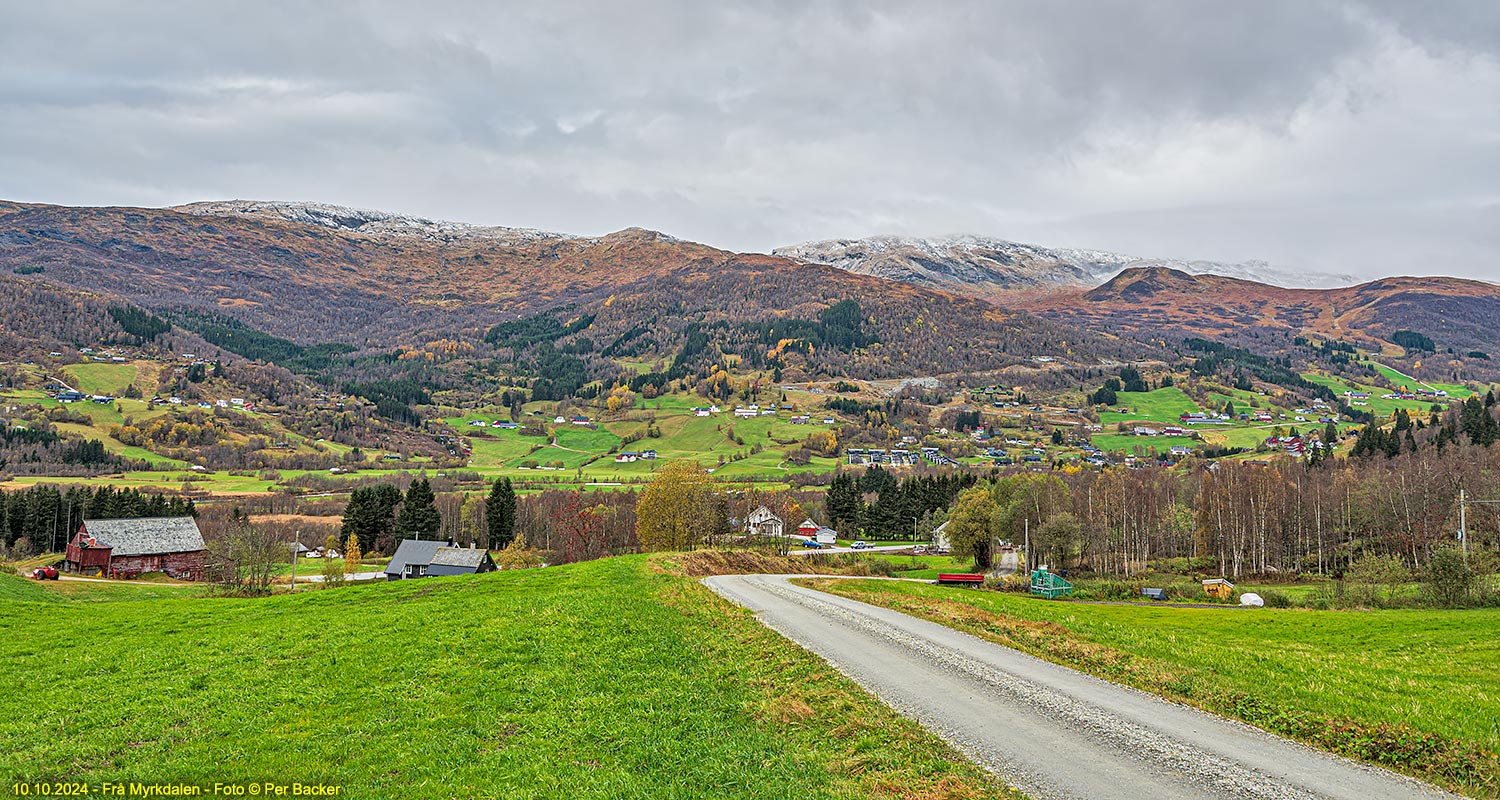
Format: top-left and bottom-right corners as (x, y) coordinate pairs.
(385, 539), (445, 576)
(82, 517), (205, 557)
(429, 547), (489, 569)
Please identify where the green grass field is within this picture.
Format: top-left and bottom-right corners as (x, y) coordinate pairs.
(0, 559), (1013, 799)
(1301, 371), (1445, 419)
(60, 362), (138, 395)
(800, 578), (1500, 795)
(1099, 387), (1200, 426)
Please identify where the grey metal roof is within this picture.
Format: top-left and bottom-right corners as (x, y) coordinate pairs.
(384, 539), (445, 576)
(429, 547), (488, 569)
(82, 517), (205, 557)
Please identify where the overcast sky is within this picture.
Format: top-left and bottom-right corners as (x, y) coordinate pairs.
(2, 1), (1498, 281)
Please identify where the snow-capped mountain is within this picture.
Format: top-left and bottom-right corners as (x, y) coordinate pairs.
(174, 200), (578, 245)
(773, 234), (1357, 291)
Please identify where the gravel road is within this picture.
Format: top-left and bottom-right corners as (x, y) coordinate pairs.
(704, 574), (1457, 800)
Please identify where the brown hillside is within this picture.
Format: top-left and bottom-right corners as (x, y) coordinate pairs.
(0, 201), (1148, 379)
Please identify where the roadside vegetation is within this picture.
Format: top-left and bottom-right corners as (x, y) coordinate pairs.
(797, 577), (1500, 797)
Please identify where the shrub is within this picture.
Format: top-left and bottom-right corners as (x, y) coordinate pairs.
(1423, 547), (1478, 608)
(1258, 589), (1294, 608)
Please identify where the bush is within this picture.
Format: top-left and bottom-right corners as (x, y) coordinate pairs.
(1258, 589), (1294, 608)
(1423, 547), (1478, 608)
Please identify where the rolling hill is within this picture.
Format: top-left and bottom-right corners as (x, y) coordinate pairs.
(1026, 267), (1500, 367)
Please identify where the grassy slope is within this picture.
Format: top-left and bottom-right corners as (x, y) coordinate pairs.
(60, 362), (138, 395)
(1099, 387), (1200, 426)
(800, 578), (1500, 795)
(0, 559), (1014, 799)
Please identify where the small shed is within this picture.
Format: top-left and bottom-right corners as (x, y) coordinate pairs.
(1201, 577), (1236, 600)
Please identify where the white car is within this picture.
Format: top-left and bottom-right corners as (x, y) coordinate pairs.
(851, 540), (870, 550)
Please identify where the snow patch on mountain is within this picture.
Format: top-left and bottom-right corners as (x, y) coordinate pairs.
(174, 200), (579, 245)
(774, 234), (1357, 290)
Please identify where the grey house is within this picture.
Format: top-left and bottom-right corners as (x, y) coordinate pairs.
(385, 539), (497, 580)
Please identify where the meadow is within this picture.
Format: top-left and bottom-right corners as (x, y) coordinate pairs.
(799, 577), (1500, 796)
(0, 559), (1015, 800)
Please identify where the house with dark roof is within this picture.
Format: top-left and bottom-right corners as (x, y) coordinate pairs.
(384, 539), (497, 580)
(65, 516), (207, 580)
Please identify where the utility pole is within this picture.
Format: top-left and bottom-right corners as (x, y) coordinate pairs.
(912, 516), (919, 569)
(1460, 488), (1467, 562)
(290, 529), (300, 590)
(1455, 490), (1500, 565)
(1024, 518), (1030, 576)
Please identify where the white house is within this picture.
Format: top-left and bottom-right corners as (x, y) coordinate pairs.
(745, 506), (785, 538)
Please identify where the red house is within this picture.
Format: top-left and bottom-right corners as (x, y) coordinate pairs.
(65, 517), (208, 580)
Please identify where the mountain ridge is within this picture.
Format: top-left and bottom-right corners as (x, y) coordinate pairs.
(774, 233), (1359, 291)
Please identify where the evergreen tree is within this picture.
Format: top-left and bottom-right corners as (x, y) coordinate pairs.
(826, 473), (863, 533)
(486, 477), (517, 548)
(395, 479), (442, 540)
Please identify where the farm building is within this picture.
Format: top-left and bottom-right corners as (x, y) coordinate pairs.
(384, 540), (497, 580)
(1201, 578), (1236, 600)
(64, 516), (207, 580)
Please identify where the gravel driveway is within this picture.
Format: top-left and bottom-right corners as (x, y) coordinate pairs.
(704, 574), (1457, 800)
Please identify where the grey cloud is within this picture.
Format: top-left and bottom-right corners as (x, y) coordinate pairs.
(1, 0), (1497, 281)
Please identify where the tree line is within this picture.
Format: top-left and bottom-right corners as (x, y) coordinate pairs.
(0, 485), (197, 556)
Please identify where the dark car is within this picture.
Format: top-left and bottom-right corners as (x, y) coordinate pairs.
(31, 566), (59, 580)
(801, 539), (823, 549)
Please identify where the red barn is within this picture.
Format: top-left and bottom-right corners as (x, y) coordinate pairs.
(65, 517), (207, 580)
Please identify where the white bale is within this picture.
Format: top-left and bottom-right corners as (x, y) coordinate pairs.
(1239, 592), (1265, 607)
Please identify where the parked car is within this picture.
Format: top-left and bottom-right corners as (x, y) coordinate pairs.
(801, 539), (823, 549)
(851, 540), (869, 550)
(31, 566), (59, 580)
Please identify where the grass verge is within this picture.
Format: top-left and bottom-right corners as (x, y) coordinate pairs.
(796, 577), (1500, 798)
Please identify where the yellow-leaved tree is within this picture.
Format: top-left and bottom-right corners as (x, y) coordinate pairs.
(636, 460), (719, 552)
(344, 533), (362, 575)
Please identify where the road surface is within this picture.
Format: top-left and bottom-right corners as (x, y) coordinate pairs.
(787, 544), (911, 556)
(704, 574), (1454, 800)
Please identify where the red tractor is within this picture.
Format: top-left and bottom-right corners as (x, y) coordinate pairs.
(31, 566), (59, 581)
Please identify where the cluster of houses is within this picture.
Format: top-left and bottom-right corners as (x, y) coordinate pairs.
(76, 347), (132, 364)
(845, 447), (921, 466)
(613, 450), (658, 463)
(149, 396), (252, 411)
(1178, 412), (1234, 426)
(51, 389), (113, 404)
(921, 446), (960, 467)
(469, 419), (520, 429)
(742, 507), (838, 545)
(1263, 435), (1327, 456)
(1378, 388), (1447, 401)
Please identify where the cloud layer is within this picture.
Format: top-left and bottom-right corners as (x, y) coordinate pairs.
(2, 1), (1497, 280)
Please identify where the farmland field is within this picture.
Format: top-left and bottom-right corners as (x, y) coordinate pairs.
(0, 559), (1013, 799)
(60, 362), (139, 395)
(798, 577), (1500, 795)
(1099, 387), (1201, 426)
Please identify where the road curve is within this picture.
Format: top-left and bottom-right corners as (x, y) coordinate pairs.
(704, 574), (1456, 800)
